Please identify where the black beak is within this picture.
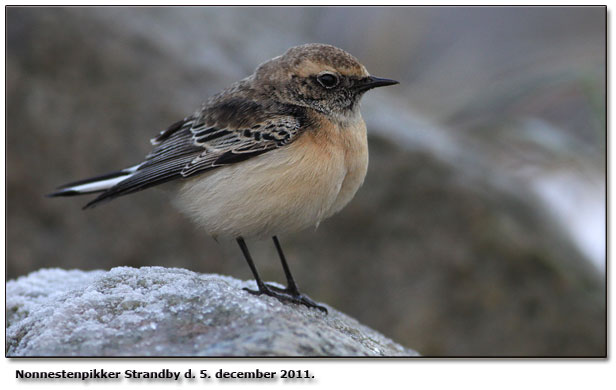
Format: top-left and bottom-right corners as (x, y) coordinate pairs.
(355, 76), (399, 92)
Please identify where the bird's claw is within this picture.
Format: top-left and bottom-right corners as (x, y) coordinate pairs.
(243, 284), (328, 313)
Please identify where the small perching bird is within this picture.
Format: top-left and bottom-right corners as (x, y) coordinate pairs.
(49, 43), (399, 313)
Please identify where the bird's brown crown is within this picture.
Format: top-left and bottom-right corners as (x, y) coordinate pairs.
(252, 44), (383, 116)
(256, 43), (369, 80)
(281, 43), (369, 78)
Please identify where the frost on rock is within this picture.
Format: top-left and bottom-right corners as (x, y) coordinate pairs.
(6, 267), (418, 357)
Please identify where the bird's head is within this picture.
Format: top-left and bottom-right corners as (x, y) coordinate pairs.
(254, 43), (398, 118)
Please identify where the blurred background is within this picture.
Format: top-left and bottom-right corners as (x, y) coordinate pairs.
(6, 7), (605, 356)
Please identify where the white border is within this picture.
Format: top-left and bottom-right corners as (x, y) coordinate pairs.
(2, 2), (611, 389)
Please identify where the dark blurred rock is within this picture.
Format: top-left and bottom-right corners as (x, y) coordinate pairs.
(6, 267), (418, 356)
(7, 7), (605, 356)
(308, 136), (605, 356)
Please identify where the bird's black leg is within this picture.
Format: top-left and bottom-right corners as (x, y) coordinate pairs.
(236, 237), (268, 293)
(271, 236), (300, 295)
(236, 237), (327, 313)
(266, 236), (327, 313)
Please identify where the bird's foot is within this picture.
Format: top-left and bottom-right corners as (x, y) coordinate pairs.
(243, 283), (328, 313)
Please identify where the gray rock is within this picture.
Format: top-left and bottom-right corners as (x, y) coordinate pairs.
(6, 267), (418, 357)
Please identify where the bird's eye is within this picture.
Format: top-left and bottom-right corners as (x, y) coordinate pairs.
(317, 73), (339, 89)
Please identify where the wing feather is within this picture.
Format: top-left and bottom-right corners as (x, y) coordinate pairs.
(84, 102), (304, 208)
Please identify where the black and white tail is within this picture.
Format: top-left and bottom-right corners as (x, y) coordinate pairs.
(47, 165), (140, 208)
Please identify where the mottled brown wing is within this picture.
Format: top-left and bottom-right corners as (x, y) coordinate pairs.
(84, 102), (303, 208)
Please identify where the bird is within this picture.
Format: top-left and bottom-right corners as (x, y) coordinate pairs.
(48, 43), (399, 313)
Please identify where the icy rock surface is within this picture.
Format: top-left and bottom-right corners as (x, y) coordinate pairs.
(6, 267), (418, 356)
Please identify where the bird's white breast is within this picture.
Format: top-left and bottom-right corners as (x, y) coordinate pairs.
(174, 116), (368, 239)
